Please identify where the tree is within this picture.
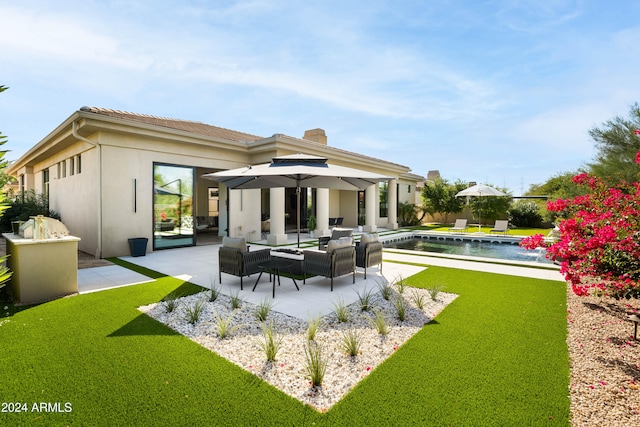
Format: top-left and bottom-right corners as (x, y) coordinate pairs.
(587, 102), (640, 184)
(397, 201), (419, 226)
(0, 85), (13, 289)
(521, 151), (640, 299)
(526, 171), (586, 224)
(420, 178), (466, 223)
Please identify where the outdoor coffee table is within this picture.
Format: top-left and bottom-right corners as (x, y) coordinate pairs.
(253, 258), (299, 298)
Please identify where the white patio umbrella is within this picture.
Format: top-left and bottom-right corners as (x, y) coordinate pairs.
(455, 184), (506, 232)
(203, 154), (391, 246)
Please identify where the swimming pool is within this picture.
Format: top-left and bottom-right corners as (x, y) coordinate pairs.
(383, 237), (552, 264)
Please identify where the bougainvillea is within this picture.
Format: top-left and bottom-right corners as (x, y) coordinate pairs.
(521, 151), (640, 299)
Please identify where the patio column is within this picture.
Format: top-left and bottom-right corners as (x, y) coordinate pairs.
(316, 188), (330, 236)
(364, 184), (377, 232)
(267, 187), (288, 245)
(387, 179), (398, 229)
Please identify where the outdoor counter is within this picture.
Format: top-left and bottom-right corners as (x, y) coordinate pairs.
(4, 233), (81, 304)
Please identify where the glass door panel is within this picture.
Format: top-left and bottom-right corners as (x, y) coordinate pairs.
(153, 163), (195, 249)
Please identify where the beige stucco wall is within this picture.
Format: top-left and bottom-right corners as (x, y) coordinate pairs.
(9, 114), (424, 257)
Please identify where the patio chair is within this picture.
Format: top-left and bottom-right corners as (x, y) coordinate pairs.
(490, 220), (509, 235)
(304, 237), (356, 291)
(318, 228), (353, 251)
(218, 237), (271, 290)
(356, 233), (383, 279)
(448, 219), (468, 233)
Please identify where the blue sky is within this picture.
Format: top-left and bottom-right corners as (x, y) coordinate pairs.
(1, 0), (639, 195)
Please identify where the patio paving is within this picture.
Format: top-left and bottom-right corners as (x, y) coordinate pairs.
(77, 240), (564, 321)
(79, 244), (424, 320)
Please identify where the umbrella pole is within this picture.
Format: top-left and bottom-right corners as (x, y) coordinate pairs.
(296, 186), (301, 247)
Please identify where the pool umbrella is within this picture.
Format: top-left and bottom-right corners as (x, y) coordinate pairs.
(455, 184), (506, 232)
(203, 153), (391, 247)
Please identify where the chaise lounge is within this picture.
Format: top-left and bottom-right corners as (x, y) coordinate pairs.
(448, 219), (468, 233)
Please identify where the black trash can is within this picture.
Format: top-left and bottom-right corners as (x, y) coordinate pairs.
(128, 237), (148, 257)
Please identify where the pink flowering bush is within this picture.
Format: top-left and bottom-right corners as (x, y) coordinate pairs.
(521, 152), (640, 299)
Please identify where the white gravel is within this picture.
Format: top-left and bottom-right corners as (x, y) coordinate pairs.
(139, 287), (457, 411)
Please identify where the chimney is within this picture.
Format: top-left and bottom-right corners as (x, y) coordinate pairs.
(303, 128), (327, 145)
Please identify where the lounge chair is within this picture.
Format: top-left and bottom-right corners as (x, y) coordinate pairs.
(355, 233), (383, 279)
(304, 237), (356, 291)
(490, 220), (509, 235)
(448, 219), (468, 233)
(218, 237), (271, 290)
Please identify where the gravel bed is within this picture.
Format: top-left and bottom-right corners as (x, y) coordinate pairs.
(140, 287), (457, 411)
(567, 285), (640, 426)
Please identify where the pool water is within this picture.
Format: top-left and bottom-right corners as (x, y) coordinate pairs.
(384, 237), (552, 264)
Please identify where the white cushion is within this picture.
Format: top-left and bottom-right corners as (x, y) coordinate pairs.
(327, 236), (353, 253)
(360, 233), (379, 245)
(222, 236), (247, 253)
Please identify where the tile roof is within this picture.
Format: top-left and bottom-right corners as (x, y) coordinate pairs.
(79, 107), (263, 142)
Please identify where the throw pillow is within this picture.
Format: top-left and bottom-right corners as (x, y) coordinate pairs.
(222, 236), (247, 253)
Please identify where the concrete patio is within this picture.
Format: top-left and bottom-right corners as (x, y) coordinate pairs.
(77, 240), (564, 321)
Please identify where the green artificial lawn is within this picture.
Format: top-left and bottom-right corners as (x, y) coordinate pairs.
(0, 265), (569, 426)
(423, 224), (551, 236)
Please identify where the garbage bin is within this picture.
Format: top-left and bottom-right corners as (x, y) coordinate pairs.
(128, 237), (148, 257)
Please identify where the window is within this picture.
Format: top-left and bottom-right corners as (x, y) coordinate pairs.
(77, 154), (82, 174)
(70, 157), (75, 176)
(43, 169), (50, 200)
(57, 163), (61, 179)
(61, 160), (66, 178)
(379, 182), (388, 218)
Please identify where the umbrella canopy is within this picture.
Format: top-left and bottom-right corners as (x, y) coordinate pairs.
(455, 184), (506, 232)
(203, 154), (391, 246)
(455, 184), (506, 198)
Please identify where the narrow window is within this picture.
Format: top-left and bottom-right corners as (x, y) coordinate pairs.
(70, 157), (75, 176)
(62, 160), (66, 178)
(77, 154), (82, 174)
(379, 182), (388, 218)
(43, 169), (50, 199)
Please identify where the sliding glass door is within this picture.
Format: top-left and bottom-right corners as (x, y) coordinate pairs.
(153, 163), (195, 249)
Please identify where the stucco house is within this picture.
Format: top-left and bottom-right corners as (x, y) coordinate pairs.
(7, 107), (424, 258)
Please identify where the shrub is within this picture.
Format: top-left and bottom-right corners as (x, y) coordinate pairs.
(162, 292), (182, 313)
(356, 287), (374, 312)
(306, 316), (320, 341)
(376, 278), (393, 301)
(427, 283), (445, 301)
(508, 201), (544, 228)
(254, 298), (274, 322)
(210, 310), (241, 339)
(0, 190), (60, 232)
(184, 299), (206, 324)
(368, 308), (388, 336)
(339, 328), (363, 357)
(411, 289), (427, 309)
(209, 277), (222, 302)
(332, 298), (349, 323)
(257, 320), (283, 362)
(521, 155), (640, 299)
(393, 295), (408, 321)
(229, 291), (243, 310)
(303, 341), (328, 387)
